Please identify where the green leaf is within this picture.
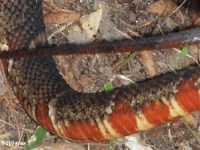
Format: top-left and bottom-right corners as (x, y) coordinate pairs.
(108, 140), (116, 150)
(24, 126), (47, 150)
(181, 46), (189, 58)
(104, 81), (113, 92)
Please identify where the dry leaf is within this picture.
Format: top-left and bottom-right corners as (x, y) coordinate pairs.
(139, 51), (157, 77)
(80, 5), (103, 39)
(181, 115), (197, 126)
(175, 8), (185, 25)
(147, 0), (175, 16)
(164, 17), (177, 29)
(56, 56), (83, 92)
(44, 12), (80, 25)
(194, 17), (200, 27)
(125, 135), (153, 150)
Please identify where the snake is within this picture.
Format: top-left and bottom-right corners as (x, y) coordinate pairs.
(0, 0), (200, 142)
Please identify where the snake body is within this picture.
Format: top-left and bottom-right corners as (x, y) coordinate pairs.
(0, 0), (200, 142)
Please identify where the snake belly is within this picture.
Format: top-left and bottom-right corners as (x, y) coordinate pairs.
(0, 0), (200, 142)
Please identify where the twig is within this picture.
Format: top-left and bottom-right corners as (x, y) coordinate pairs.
(0, 28), (200, 59)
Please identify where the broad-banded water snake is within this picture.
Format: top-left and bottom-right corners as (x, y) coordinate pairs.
(0, 0), (200, 142)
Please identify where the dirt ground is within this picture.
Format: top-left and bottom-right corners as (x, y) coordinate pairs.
(0, 0), (200, 149)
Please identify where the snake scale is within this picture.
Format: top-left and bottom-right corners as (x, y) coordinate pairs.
(0, 0), (200, 142)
